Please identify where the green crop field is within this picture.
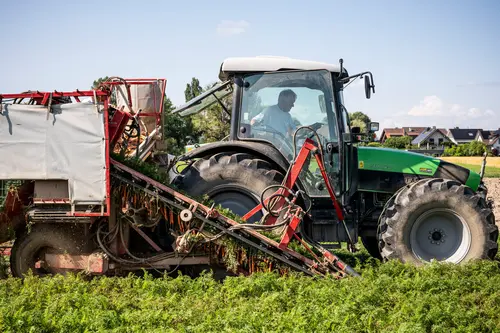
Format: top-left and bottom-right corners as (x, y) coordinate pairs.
(1, 250), (500, 332)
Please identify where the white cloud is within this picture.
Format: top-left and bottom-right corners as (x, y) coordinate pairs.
(485, 109), (495, 116)
(403, 95), (498, 130)
(408, 95), (445, 116)
(216, 20), (249, 36)
(467, 108), (482, 118)
(375, 118), (397, 138)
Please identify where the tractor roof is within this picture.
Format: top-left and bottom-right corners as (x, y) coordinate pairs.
(218, 56), (348, 81)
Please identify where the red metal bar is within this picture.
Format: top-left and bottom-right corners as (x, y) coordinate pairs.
(243, 138), (344, 224)
(242, 202), (265, 221)
(278, 209), (303, 250)
(41, 93), (50, 105)
(73, 212), (106, 217)
(0, 91), (108, 99)
(313, 153), (344, 221)
(109, 108), (131, 148)
(33, 198), (70, 204)
(262, 139), (316, 225)
(103, 97), (111, 217)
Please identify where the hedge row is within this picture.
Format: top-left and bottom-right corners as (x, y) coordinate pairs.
(442, 141), (488, 157)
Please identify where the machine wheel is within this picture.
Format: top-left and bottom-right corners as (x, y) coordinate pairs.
(10, 224), (86, 278)
(173, 152), (284, 223)
(378, 178), (498, 264)
(360, 235), (382, 259)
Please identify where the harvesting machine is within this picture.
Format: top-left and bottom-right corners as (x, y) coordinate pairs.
(0, 76), (357, 278)
(0, 56), (497, 279)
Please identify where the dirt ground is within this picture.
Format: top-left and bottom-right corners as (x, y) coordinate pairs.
(484, 178), (500, 226)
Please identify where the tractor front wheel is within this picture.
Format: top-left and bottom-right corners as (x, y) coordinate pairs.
(172, 152), (284, 223)
(378, 178), (498, 264)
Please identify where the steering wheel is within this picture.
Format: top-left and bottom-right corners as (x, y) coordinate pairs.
(294, 123), (331, 145)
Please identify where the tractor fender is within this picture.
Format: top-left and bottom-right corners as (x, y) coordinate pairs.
(179, 141), (291, 174)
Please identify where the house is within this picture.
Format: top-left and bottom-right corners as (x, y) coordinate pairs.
(475, 130), (492, 144)
(486, 130), (500, 155)
(379, 128), (404, 143)
(403, 127), (427, 140)
(446, 128), (483, 145)
(379, 127), (426, 143)
(411, 127), (451, 149)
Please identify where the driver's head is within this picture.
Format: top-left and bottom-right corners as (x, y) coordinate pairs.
(278, 89), (297, 112)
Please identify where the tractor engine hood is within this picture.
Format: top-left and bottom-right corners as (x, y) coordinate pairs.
(356, 147), (481, 193)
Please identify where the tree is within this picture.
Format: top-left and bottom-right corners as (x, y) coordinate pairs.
(162, 96), (195, 156)
(184, 78), (203, 102)
(367, 142), (382, 147)
(467, 141), (487, 156)
(183, 79), (232, 143)
(92, 76), (110, 89)
(443, 141), (486, 157)
(349, 111), (371, 132)
(383, 136), (412, 149)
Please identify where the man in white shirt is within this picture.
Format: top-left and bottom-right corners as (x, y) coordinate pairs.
(250, 89), (297, 138)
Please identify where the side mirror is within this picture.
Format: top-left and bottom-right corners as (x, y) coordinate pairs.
(364, 76), (372, 99)
(351, 126), (361, 134)
(368, 122), (379, 133)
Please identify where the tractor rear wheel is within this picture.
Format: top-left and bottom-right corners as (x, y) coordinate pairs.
(172, 152), (284, 223)
(10, 224), (87, 278)
(378, 178), (498, 264)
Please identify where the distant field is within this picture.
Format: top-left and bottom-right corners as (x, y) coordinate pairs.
(441, 156), (500, 168)
(441, 157), (500, 178)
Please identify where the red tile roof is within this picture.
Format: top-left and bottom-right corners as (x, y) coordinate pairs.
(402, 127), (427, 136)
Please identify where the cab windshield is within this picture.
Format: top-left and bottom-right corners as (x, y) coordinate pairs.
(238, 69), (340, 195)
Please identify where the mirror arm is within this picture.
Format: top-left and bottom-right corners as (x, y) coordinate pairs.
(341, 71), (376, 92)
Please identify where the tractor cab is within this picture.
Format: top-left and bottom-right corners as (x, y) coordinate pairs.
(174, 56), (377, 199)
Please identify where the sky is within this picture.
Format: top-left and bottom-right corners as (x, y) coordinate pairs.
(1, 0), (499, 135)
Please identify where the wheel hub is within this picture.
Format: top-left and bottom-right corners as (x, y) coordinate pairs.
(410, 208), (471, 263)
(428, 229), (446, 244)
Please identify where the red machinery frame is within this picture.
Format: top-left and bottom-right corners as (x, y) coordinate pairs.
(99, 78), (167, 129)
(242, 138), (345, 248)
(1, 78), (168, 218)
(243, 138), (344, 222)
(1, 89), (111, 217)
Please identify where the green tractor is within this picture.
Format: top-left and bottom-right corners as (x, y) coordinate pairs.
(172, 56), (498, 264)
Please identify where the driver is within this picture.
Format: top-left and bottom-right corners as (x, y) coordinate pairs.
(250, 89), (297, 138)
